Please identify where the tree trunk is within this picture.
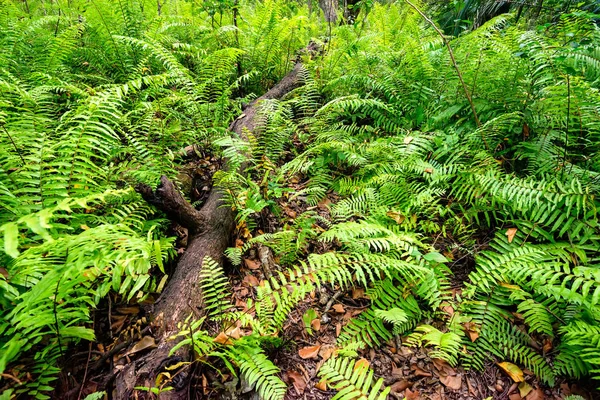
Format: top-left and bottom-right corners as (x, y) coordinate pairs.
(112, 45), (317, 400)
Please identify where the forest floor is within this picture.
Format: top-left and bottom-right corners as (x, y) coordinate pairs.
(55, 154), (599, 400)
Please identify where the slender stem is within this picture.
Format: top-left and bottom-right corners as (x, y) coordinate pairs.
(2, 125), (26, 165)
(404, 0), (488, 149)
(562, 74), (570, 177)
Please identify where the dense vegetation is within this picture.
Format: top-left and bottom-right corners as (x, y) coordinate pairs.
(1, 0), (599, 398)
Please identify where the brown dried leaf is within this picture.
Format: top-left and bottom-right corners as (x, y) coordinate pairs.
(351, 288), (367, 299)
(125, 336), (156, 356)
(498, 362), (524, 382)
(463, 322), (480, 342)
(391, 380), (413, 393)
(404, 388), (421, 400)
(440, 374), (462, 390)
(0, 268), (8, 278)
(411, 365), (432, 377)
(332, 304), (345, 313)
(213, 332), (234, 345)
(244, 258), (261, 270)
(117, 306), (140, 315)
(424, 167), (434, 174)
(319, 345), (336, 362)
(243, 274), (260, 287)
(287, 370), (306, 394)
(509, 394), (522, 400)
(298, 345), (321, 359)
(311, 318), (321, 332)
(506, 227), (518, 243)
(525, 387), (544, 400)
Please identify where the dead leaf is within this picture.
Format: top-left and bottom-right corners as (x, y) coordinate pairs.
(497, 362), (524, 382)
(542, 338), (553, 353)
(411, 365), (432, 377)
(354, 358), (370, 371)
(424, 167), (434, 174)
(243, 274), (260, 287)
(506, 227), (518, 243)
(298, 345), (321, 359)
(244, 258), (261, 270)
(440, 374), (462, 390)
(432, 358), (454, 376)
(125, 336), (156, 356)
(463, 322), (480, 342)
(404, 388), (421, 400)
(404, 136), (414, 144)
(332, 304), (345, 313)
(213, 332), (234, 345)
(467, 378), (479, 397)
(391, 380), (413, 393)
(509, 394), (522, 400)
(0, 267), (8, 278)
(287, 370), (306, 394)
(519, 382), (533, 398)
(525, 387), (544, 400)
(311, 318), (321, 332)
(335, 322), (341, 337)
(441, 304), (454, 316)
(284, 207), (297, 218)
(225, 326), (241, 340)
(116, 306), (140, 315)
(351, 288), (367, 299)
(319, 345), (336, 362)
(315, 379), (328, 391)
(386, 211), (406, 224)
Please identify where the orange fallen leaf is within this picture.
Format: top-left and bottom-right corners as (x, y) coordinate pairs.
(351, 288), (367, 299)
(439, 374), (462, 390)
(498, 362), (524, 382)
(298, 345), (321, 359)
(213, 332), (234, 345)
(244, 258), (261, 270)
(506, 227), (518, 243)
(225, 326), (241, 340)
(424, 167), (434, 174)
(319, 345), (336, 362)
(311, 318), (321, 332)
(315, 379), (328, 391)
(332, 304), (345, 313)
(354, 358), (370, 371)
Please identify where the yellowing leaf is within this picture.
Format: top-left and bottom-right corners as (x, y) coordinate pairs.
(506, 227), (518, 243)
(403, 136), (414, 144)
(497, 362), (524, 382)
(518, 381), (533, 398)
(386, 211), (406, 224)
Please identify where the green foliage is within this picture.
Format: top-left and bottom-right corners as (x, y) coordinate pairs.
(318, 356), (391, 400)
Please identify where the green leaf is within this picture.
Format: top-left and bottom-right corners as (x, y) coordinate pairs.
(2, 222), (20, 258)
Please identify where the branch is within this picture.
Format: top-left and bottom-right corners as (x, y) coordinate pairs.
(135, 175), (207, 234)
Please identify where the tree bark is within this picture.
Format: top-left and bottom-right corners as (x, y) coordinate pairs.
(112, 45), (315, 400)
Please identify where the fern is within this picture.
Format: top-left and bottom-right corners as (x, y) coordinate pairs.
(318, 356), (391, 400)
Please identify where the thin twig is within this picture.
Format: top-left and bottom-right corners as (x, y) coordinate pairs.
(77, 342), (93, 400)
(405, 0), (489, 150)
(1, 125), (26, 165)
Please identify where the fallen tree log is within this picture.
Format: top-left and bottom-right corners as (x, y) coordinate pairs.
(112, 46), (316, 399)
